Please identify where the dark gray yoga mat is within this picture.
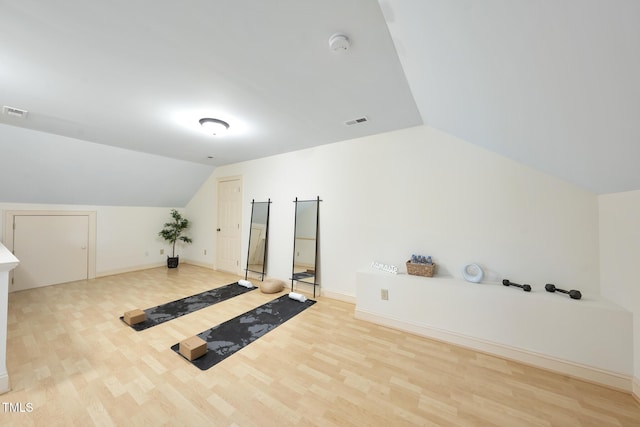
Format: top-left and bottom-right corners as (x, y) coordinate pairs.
(120, 282), (257, 331)
(171, 294), (316, 370)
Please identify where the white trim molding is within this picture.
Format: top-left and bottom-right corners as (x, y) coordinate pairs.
(355, 309), (633, 392)
(183, 259), (215, 271)
(0, 372), (8, 395)
(320, 289), (355, 304)
(96, 262), (166, 278)
(0, 243), (19, 395)
(633, 377), (640, 402)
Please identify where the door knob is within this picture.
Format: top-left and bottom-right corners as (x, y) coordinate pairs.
(217, 228), (221, 232)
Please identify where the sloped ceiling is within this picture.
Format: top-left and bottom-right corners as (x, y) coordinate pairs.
(1, 1), (639, 207)
(382, 0), (640, 194)
(0, 123), (214, 207)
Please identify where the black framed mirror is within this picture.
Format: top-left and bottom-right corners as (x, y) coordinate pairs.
(245, 199), (271, 281)
(291, 196), (320, 297)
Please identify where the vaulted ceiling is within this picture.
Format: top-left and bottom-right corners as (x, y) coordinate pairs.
(1, 1), (638, 206)
(383, 0), (640, 195)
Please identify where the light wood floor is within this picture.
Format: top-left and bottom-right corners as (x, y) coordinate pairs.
(2, 264), (639, 426)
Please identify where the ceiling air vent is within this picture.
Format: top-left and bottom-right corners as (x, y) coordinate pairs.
(345, 116), (368, 126)
(3, 106), (29, 119)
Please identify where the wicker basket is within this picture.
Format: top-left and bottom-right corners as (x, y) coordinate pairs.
(406, 260), (435, 277)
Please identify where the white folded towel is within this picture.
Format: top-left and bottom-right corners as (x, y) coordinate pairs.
(238, 279), (254, 288)
(288, 292), (307, 303)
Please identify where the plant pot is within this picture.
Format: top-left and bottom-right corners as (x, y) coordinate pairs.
(167, 256), (179, 268)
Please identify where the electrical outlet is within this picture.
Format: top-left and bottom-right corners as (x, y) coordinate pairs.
(160, 249), (164, 255)
(381, 289), (389, 300)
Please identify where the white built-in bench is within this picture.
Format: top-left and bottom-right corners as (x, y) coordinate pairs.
(355, 269), (633, 391)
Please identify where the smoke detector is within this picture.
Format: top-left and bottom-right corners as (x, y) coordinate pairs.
(329, 33), (350, 53)
(3, 105), (28, 119)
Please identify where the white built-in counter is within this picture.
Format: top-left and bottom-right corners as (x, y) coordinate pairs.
(355, 269), (633, 391)
(0, 243), (19, 394)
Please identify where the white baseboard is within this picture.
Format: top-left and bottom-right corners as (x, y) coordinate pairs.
(98, 260), (254, 279)
(355, 309), (632, 393)
(320, 289), (355, 304)
(96, 262), (165, 278)
(633, 377), (640, 402)
(0, 371), (10, 395)
(182, 260), (216, 270)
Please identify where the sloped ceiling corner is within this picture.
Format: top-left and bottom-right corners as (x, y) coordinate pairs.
(381, 0), (640, 194)
(0, 124), (214, 207)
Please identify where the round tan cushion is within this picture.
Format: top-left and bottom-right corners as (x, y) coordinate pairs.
(260, 279), (285, 294)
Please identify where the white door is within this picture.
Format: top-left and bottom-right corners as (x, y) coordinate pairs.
(216, 178), (242, 274)
(12, 215), (89, 291)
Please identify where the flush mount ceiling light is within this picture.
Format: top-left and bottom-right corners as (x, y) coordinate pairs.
(199, 118), (229, 135)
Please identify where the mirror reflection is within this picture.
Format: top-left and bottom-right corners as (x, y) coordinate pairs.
(292, 198), (319, 291)
(245, 200), (270, 280)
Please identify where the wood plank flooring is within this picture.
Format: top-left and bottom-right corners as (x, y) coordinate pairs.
(2, 264), (639, 426)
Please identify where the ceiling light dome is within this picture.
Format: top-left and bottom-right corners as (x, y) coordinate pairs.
(199, 118), (229, 135)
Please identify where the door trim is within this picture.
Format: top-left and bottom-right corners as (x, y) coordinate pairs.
(3, 210), (97, 284)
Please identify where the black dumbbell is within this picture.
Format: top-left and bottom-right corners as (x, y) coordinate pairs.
(502, 279), (531, 292)
(545, 284), (581, 300)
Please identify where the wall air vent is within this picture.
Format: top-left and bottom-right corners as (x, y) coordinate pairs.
(344, 116), (368, 126)
(3, 106), (29, 119)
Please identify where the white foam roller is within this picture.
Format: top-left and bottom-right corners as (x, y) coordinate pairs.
(238, 279), (254, 288)
(288, 292), (307, 303)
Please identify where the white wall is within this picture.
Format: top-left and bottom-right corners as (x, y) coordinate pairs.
(599, 190), (640, 383)
(185, 125), (600, 299)
(0, 203), (186, 276)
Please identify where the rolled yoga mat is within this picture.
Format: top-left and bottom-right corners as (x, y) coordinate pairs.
(288, 291), (307, 302)
(238, 279), (254, 288)
(120, 282), (257, 331)
(171, 294), (316, 370)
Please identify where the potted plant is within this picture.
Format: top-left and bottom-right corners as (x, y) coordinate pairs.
(158, 209), (193, 268)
